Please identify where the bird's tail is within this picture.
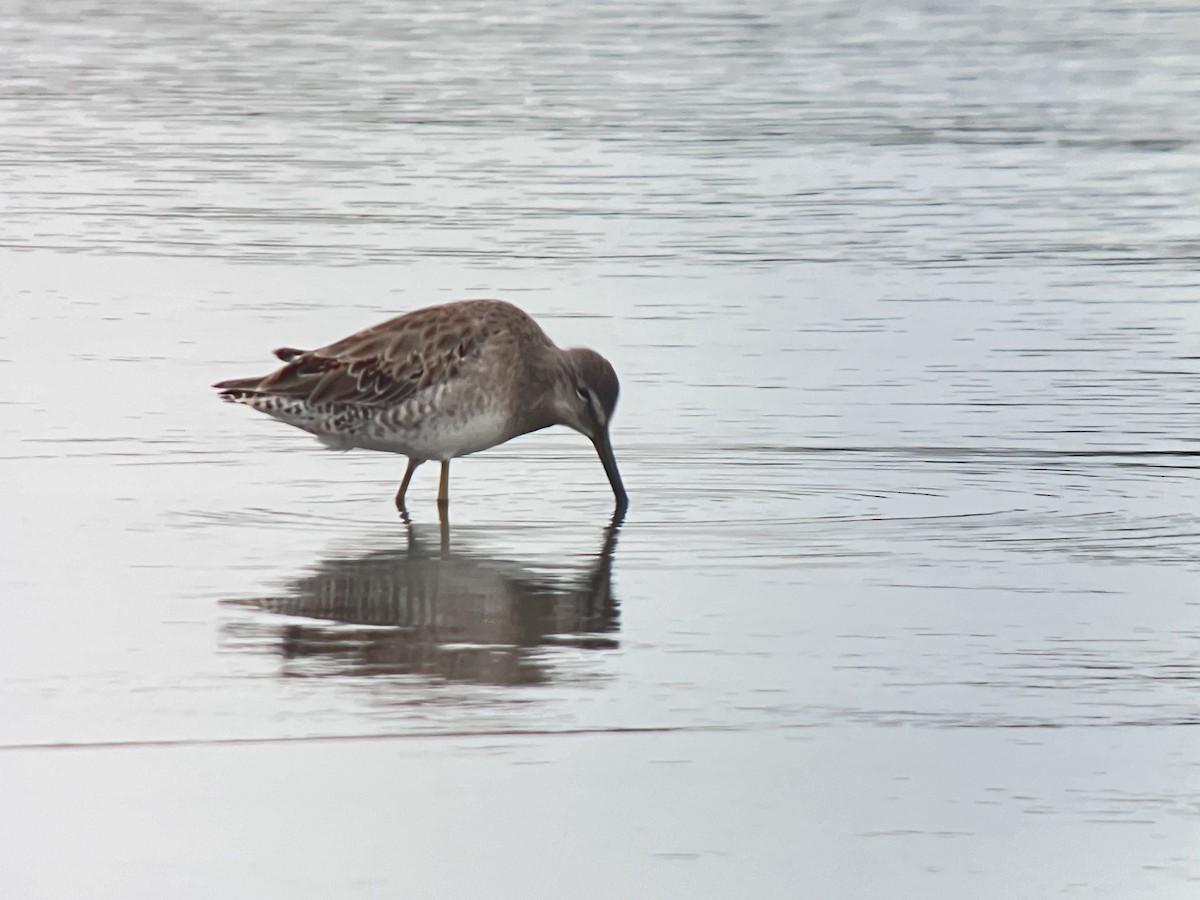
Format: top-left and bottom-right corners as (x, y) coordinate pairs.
(213, 376), (266, 402)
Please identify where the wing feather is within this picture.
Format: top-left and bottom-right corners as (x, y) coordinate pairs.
(214, 300), (550, 416)
(246, 304), (491, 408)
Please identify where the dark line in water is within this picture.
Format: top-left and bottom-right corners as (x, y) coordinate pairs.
(3, 719), (1198, 755)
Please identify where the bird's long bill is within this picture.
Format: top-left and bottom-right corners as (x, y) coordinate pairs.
(592, 429), (629, 510)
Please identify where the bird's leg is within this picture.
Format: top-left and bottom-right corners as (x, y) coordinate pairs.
(437, 460), (450, 508)
(437, 500), (450, 550)
(395, 458), (421, 511)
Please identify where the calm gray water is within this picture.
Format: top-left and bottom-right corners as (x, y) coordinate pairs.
(3, 1), (1200, 897)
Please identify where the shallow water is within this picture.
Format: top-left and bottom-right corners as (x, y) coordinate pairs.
(3, 1), (1200, 897)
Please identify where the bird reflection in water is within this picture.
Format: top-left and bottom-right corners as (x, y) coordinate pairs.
(221, 511), (624, 686)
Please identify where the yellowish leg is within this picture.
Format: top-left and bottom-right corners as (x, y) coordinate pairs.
(437, 460), (450, 507)
(395, 458), (420, 511)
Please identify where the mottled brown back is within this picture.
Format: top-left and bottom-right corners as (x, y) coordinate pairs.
(216, 300), (553, 411)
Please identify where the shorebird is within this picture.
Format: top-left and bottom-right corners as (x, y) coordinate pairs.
(214, 300), (628, 512)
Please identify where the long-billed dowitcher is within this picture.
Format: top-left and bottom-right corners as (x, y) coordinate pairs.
(214, 300), (628, 512)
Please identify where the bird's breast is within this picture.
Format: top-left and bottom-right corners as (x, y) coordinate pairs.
(354, 405), (515, 460)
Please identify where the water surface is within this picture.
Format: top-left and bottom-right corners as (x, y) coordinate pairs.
(2, 1), (1199, 897)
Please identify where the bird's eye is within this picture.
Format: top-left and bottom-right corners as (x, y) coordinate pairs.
(576, 386), (591, 402)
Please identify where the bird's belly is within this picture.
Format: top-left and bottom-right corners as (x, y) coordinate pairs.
(348, 408), (514, 461)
